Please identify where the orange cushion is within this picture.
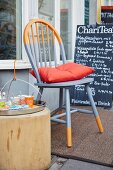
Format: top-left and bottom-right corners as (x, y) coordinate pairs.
(30, 62), (95, 83)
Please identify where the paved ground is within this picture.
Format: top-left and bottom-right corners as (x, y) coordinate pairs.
(49, 156), (113, 170)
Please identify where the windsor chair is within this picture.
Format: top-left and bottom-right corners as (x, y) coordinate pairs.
(23, 19), (104, 147)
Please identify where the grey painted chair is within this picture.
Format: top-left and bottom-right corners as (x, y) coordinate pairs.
(23, 19), (104, 147)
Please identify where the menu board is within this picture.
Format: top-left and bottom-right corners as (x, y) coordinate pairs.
(71, 24), (113, 107)
(101, 6), (113, 24)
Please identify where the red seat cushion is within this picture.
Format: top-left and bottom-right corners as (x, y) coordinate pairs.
(30, 62), (95, 83)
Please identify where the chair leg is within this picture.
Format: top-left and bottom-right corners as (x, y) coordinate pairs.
(36, 87), (43, 101)
(65, 88), (72, 147)
(86, 84), (104, 133)
(59, 88), (63, 108)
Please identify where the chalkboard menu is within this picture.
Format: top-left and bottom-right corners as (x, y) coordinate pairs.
(71, 24), (113, 107)
(101, 6), (113, 24)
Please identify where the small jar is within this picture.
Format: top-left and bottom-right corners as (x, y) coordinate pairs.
(0, 100), (6, 108)
(11, 97), (20, 105)
(19, 95), (26, 105)
(25, 96), (34, 108)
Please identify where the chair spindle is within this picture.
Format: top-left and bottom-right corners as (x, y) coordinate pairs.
(41, 23), (47, 67)
(46, 25), (52, 67)
(35, 23), (43, 67)
(52, 31), (57, 67)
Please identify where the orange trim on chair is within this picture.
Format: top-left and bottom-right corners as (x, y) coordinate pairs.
(23, 19), (62, 45)
(96, 116), (104, 133)
(67, 127), (72, 147)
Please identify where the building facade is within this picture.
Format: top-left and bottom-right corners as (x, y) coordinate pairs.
(0, 0), (112, 110)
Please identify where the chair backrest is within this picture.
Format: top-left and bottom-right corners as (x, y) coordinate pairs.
(23, 19), (66, 83)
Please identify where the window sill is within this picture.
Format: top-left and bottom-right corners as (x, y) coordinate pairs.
(0, 60), (32, 70)
(0, 59), (74, 70)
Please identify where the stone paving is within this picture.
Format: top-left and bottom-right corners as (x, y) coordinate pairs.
(49, 156), (113, 170)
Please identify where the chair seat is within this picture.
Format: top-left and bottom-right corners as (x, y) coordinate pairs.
(35, 78), (94, 88)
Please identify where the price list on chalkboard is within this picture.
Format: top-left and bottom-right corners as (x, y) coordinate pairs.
(71, 24), (113, 107)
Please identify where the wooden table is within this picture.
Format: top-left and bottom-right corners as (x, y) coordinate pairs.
(0, 107), (51, 170)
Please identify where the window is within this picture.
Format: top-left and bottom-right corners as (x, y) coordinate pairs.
(38, 0), (74, 61)
(0, 0), (22, 60)
(97, 0), (113, 24)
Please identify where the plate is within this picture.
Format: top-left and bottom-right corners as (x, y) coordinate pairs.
(0, 104), (45, 116)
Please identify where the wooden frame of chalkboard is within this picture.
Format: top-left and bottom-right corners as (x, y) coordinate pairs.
(101, 6), (113, 24)
(71, 24), (113, 108)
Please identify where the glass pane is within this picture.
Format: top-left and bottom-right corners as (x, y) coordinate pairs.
(38, 0), (55, 62)
(104, 0), (110, 5)
(0, 0), (22, 60)
(60, 0), (72, 60)
(38, 0), (54, 24)
(111, 0), (113, 5)
(103, 0), (113, 5)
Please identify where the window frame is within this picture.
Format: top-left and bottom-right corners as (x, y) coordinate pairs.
(0, 0), (32, 69)
(0, 0), (85, 69)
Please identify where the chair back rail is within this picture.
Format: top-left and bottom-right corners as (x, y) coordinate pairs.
(23, 19), (66, 83)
